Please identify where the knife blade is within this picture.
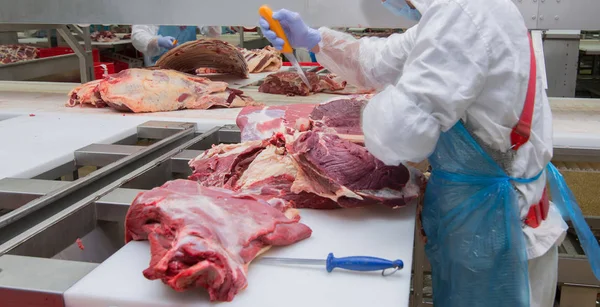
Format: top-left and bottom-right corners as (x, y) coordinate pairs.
(255, 253), (403, 275)
(259, 5), (312, 88)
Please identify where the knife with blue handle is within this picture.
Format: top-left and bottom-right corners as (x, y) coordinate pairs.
(256, 253), (403, 275)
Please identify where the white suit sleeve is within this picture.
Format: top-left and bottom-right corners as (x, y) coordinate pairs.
(200, 26), (221, 38)
(362, 1), (489, 165)
(131, 25), (161, 58)
(316, 27), (417, 90)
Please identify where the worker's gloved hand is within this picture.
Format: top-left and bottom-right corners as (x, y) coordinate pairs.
(157, 36), (176, 49)
(259, 9), (321, 51)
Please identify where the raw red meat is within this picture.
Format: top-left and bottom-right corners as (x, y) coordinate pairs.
(157, 39), (249, 78)
(236, 103), (316, 142)
(125, 179), (311, 302)
(236, 95), (372, 142)
(189, 132), (420, 209)
(90, 31), (119, 42)
(258, 71), (346, 96)
(0, 44), (39, 64)
(76, 238), (85, 250)
(309, 96), (367, 141)
(66, 68), (261, 112)
(288, 131), (419, 208)
(239, 46), (282, 73)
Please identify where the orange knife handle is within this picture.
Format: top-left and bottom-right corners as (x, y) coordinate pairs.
(259, 5), (293, 53)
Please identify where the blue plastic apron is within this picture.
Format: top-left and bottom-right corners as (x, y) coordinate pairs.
(421, 34), (600, 307)
(150, 25), (197, 65)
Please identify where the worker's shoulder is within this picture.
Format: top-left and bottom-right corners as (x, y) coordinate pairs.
(429, 0), (525, 54)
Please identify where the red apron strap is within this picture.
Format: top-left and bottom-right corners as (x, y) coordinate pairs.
(510, 33), (537, 151)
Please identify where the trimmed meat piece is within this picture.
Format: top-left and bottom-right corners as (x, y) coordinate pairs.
(236, 103), (316, 142)
(65, 68), (260, 112)
(239, 46), (282, 73)
(188, 133), (421, 209)
(157, 39), (249, 78)
(258, 71), (346, 96)
(0, 44), (39, 64)
(90, 31), (119, 42)
(236, 95), (371, 143)
(288, 131), (419, 208)
(125, 179), (312, 302)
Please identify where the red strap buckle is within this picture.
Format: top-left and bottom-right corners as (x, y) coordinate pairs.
(524, 187), (549, 228)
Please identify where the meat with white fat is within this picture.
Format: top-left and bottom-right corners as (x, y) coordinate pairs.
(125, 179), (312, 302)
(66, 68), (261, 113)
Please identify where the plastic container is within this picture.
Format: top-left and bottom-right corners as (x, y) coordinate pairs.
(102, 52), (143, 72)
(94, 62), (115, 79)
(38, 47), (100, 62)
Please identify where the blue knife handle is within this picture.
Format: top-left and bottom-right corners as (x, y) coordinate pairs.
(325, 253), (404, 273)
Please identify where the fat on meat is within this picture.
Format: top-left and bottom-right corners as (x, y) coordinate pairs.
(240, 46), (282, 73)
(188, 132), (421, 209)
(236, 95), (372, 142)
(66, 68), (261, 113)
(156, 39), (249, 78)
(125, 179), (312, 302)
(258, 71), (346, 96)
(0, 44), (39, 64)
(288, 131), (421, 208)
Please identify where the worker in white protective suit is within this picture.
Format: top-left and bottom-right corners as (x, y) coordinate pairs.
(132, 25), (221, 66)
(259, 0), (600, 306)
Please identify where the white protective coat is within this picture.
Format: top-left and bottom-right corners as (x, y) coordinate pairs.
(315, 0), (566, 305)
(131, 25), (221, 66)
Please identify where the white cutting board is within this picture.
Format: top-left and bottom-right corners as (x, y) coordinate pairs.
(64, 204), (416, 307)
(0, 112), (233, 180)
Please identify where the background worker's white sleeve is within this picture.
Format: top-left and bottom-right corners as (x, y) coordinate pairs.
(361, 1), (490, 165)
(131, 25), (161, 58)
(315, 27), (417, 90)
(200, 26), (221, 38)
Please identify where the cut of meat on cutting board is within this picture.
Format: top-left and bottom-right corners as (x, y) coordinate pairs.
(64, 205), (416, 307)
(259, 71), (346, 96)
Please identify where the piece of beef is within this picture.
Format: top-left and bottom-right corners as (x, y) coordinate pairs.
(236, 103), (316, 142)
(309, 96), (369, 143)
(288, 131), (419, 208)
(0, 44), (39, 64)
(67, 79), (106, 108)
(258, 71), (346, 96)
(189, 136), (340, 209)
(188, 132), (420, 209)
(157, 39), (249, 78)
(125, 179), (312, 302)
(239, 46), (282, 73)
(236, 95), (371, 143)
(188, 139), (268, 188)
(65, 68), (261, 112)
(90, 31), (119, 42)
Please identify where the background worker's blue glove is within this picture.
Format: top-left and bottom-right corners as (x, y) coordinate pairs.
(157, 36), (176, 49)
(259, 9), (321, 50)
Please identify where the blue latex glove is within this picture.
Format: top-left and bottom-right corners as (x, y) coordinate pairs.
(157, 36), (176, 49)
(258, 9), (321, 51)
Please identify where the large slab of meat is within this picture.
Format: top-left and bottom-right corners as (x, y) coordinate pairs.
(236, 95), (372, 142)
(189, 130), (421, 209)
(156, 39), (249, 78)
(125, 179), (312, 302)
(90, 31), (119, 42)
(66, 68), (260, 113)
(258, 71), (346, 96)
(0, 45), (39, 64)
(240, 46), (282, 73)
